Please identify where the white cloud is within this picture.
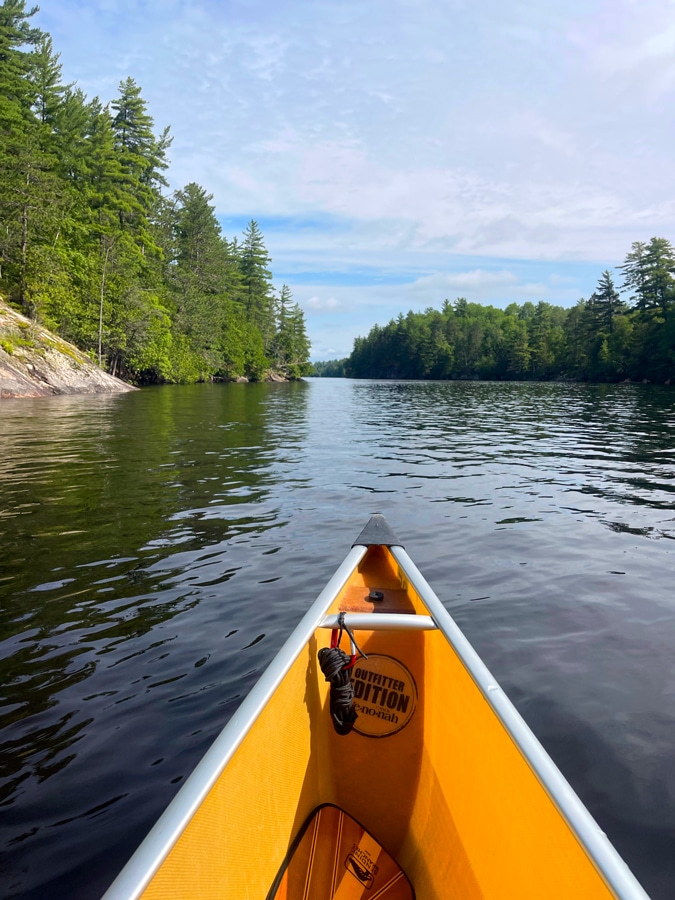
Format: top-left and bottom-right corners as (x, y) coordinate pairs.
(305, 296), (342, 311)
(406, 270), (519, 294)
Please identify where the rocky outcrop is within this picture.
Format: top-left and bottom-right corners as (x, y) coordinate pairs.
(0, 301), (136, 399)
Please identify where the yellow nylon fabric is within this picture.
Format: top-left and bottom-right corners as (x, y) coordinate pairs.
(140, 546), (615, 900)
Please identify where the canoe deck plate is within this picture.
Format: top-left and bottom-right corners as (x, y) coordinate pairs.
(267, 804), (414, 899)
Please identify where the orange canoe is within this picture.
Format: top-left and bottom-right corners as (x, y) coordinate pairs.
(104, 515), (649, 900)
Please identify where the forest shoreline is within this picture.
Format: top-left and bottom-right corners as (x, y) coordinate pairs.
(1, 7), (312, 387)
(0, 300), (298, 398)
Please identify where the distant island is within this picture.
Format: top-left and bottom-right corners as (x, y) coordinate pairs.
(314, 239), (674, 384)
(0, 4), (311, 387)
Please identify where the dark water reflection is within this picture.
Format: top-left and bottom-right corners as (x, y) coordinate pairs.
(1, 380), (674, 898)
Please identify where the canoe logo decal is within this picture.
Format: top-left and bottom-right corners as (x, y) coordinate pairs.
(352, 654), (417, 738)
(345, 843), (378, 888)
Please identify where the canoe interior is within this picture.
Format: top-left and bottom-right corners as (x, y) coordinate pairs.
(139, 545), (615, 899)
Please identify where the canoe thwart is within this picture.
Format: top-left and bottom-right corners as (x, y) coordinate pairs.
(320, 613), (437, 631)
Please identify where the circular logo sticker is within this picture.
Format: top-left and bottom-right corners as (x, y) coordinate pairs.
(352, 654), (417, 738)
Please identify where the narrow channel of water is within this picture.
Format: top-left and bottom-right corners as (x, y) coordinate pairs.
(1, 380), (674, 898)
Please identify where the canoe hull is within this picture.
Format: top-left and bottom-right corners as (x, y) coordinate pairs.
(105, 525), (649, 900)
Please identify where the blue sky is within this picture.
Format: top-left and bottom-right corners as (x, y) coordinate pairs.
(38, 1), (675, 359)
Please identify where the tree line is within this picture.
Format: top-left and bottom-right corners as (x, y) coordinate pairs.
(343, 238), (675, 383)
(0, 0), (311, 382)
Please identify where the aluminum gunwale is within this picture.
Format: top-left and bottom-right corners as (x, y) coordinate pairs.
(389, 544), (650, 900)
(102, 544), (367, 900)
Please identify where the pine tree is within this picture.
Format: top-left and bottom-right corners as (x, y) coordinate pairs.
(502, 315), (531, 377)
(23, 82), (89, 331)
(169, 182), (230, 373)
(19, 31), (77, 318)
(272, 283), (293, 369)
(239, 219), (274, 346)
(0, 0), (43, 302)
(270, 285), (311, 378)
(619, 241), (650, 314)
(0, 1), (41, 134)
(51, 87), (89, 186)
(52, 99), (145, 363)
(173, 183), (227, 292)
(288, 301), (311, 376)
(111, 77), (170, 239)
(643, 237), (675, 317)
(30, 34), (69, 125)
(587, 270), (625, 333)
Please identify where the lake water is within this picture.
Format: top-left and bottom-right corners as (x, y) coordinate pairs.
(1, 379), (674, 899)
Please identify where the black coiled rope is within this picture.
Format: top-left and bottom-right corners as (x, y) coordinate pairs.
(318, 645), (358, 735)
(318, 613), (366, 736)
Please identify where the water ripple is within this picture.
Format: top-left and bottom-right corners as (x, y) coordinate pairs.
(1, 381), (674, 898)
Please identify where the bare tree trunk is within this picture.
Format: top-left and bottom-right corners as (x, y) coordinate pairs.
(99, 242), (111, 368)
(20, 169), (30, 309)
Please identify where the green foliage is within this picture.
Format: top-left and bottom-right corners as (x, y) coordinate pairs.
(239, 219), (275, 348)
(587, 270), (625, 334)
(0, 331), (35, 353)
(348, 242), (675, 384)
(242, 323), (269, 381)
(31, 34), (69, 126)
(312, 358), (348, 377)
(270, 284), (311, 379)
(0, 1), (44, 304)
(0, 7), (312, 384)
(620, 238), (675, 319)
